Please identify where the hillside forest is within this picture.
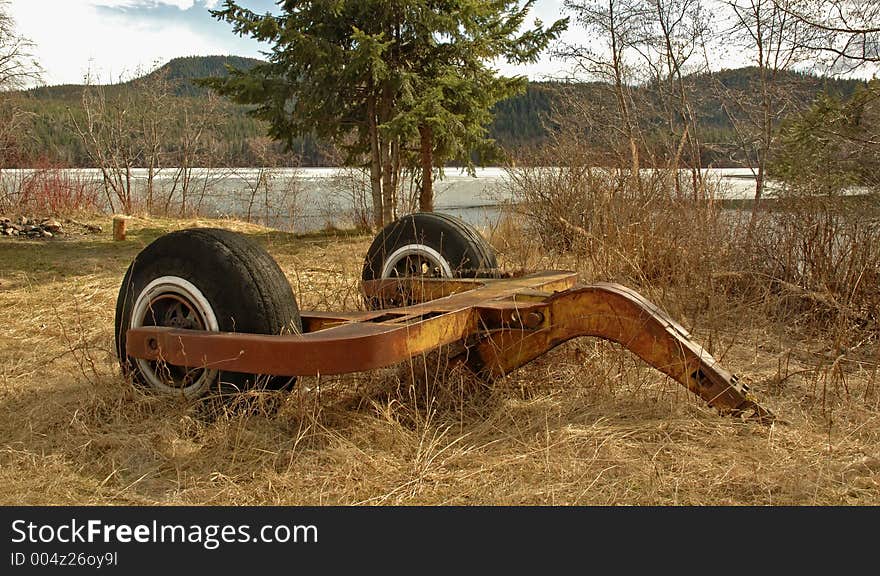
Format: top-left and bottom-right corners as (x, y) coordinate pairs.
(2, 54), (872, 172)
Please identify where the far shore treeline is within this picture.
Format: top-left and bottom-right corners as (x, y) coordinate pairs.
(7, 55), (868, 170)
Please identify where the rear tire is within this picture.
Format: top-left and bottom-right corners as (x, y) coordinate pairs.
(114, 228), (301, 400)
(362, 212), (497, 282)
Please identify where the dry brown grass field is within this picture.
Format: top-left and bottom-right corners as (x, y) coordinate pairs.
(1, 213), (879, 506)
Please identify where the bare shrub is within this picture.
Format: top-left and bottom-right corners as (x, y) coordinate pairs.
(327, 167), (373, 232)
(502, 131), (880, 366)
(1, 164), (103, 216)
(503, 152), (726, 292)
(738, 195), (880, 331)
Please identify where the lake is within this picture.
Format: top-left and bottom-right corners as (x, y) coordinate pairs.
(1, 166), (765, 233)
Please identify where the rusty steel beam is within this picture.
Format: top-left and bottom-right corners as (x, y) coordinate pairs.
(466, 283), (772, 423)
(127, 309), (477, 377)
(359, 270), (578, 309)
(125, 272), (573, 377)
(125, 272), (773, 424)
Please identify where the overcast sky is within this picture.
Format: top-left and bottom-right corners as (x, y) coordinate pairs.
(6, 0), (582, 86)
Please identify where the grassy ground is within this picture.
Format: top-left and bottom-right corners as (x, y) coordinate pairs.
(1, 214), (879, 505)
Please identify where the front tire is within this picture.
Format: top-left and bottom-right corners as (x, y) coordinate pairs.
(114, 228), (301, 399)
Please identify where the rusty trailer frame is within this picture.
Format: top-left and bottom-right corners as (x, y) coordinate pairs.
(125, 270), (773, 424)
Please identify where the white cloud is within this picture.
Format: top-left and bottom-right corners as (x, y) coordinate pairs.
(86, 1), (222, 9)
(134, 0), (222, 8)
(7, 0), (250, 85)
(7, 0), (575, 86)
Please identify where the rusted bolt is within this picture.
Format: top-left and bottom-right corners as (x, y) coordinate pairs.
(523, 311), (544, 329)
(147, 338), (158, 352)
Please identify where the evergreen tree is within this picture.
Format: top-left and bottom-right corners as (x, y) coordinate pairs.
(770, 81), (880, 196)
(202, 0), (566, 227)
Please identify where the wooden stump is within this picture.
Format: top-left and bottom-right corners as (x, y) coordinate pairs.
(112, 215), (130, 241)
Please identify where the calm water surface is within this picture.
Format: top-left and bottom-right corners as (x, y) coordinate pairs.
(1, 167), (765, 233)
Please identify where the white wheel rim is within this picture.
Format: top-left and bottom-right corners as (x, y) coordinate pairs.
(381, 244), (454, 279)
(130, 276), (219, 397)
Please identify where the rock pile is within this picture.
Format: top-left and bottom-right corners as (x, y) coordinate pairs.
(1, 216), (65, 238)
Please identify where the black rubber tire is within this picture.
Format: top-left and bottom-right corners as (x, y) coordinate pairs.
(114, 228), (301, 399)
(362, 212), (498, 282)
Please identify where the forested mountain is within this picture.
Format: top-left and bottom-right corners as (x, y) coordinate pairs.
(6, 55), (868, 168)
(14, 55), (321, 167)
(491, 68), (865, 165)
(138, 55), (264, 97)
(24, 55), (264, 100)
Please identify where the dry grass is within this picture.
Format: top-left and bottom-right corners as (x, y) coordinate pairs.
(1, 213), (879, 506)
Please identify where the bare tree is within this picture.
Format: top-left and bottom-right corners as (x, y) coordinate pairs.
(634, 0), (713, 197)
(715, 0), (819, 221)
(69, 78), (137, 213)
(0, 1), (41, 168)
(771, 0), (879, 73)
(136, 68), (171, 212)
(164, 90), (228, 217)
(0, 1), (39, 91)
(762, 2), (879, 199)
(558, 0), (649, 187)
(69, 68), (171, 214)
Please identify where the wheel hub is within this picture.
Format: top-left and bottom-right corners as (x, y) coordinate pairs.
(381, 244), (454, 279)
(129, 276), (219, 397)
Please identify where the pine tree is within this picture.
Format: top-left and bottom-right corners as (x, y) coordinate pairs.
(202, 0), (566, 227)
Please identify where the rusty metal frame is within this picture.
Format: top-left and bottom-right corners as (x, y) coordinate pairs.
(125, 271), (773, 424)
